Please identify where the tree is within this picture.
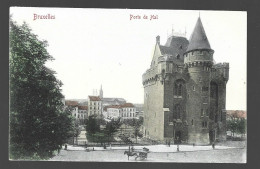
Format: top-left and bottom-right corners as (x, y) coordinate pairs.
(72, 120), (81, 145)
(9, 19), (74, 159)
(104, 118), (122, 143)
(132, 118), (143, 143)
(118, 134), (133, 145)
(85, 115), (101, 135)
(237, 118), (247, 137)
(123, 118), (143, 144)
(85, 115), (121, 145)
(227, 119), (238, 137)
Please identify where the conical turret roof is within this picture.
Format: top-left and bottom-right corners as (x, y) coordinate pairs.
(186, 17), (212, 52)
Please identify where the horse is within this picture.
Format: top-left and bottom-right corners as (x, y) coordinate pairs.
(124, 151), (138, 160)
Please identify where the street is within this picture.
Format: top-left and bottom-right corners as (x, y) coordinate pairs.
(49, 141), (246, 163)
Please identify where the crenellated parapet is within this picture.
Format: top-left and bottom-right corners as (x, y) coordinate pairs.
(184, 50), (214, 66)
(142, 67), (159, 86)
(211, 62), (229, 82)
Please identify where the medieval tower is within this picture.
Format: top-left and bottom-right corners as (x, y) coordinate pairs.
(142, 17), (229, 145)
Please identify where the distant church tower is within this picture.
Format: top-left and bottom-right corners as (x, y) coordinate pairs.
(99, 85), (103, 99)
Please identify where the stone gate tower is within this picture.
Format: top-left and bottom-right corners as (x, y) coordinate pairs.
(142, 17), (229, 145)
(183, 17), (215, 144)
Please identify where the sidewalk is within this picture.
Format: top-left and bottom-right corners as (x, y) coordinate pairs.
(63, 144), (236, 153)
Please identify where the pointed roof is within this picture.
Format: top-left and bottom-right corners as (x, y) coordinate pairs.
(186, 17), (212, 52)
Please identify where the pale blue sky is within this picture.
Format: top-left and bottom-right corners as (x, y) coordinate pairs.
(10, 8), (247, 110)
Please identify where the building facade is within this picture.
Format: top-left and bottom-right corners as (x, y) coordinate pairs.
(121, 103), (137, 120)
(142, 17), (229, 145)
(105, 105), (122, 119)
(78, 106), (88, 124)
(103, 103), (137, 120)
(88, 96), (102, 117)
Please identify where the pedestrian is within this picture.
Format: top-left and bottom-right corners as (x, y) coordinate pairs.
(212, 142), (215, 149)
(177, 144), (180, 152)
(168, 140), (171, 147)
(193, 143), (195, 147)
(64, 144), (67, 150)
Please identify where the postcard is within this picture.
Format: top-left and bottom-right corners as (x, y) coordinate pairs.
(9, 7), (247, 162)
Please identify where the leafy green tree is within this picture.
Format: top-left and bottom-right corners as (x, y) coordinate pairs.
(118, 134), (132, 145)
(132, 118), (143, 143)
(227, 119), (238, 137)
(123, 118), (143, 143)
(72, 120), (81, 145)
(104, 118), (122, 143)
(9, 19), (74, 159)
(85, 115), (101, 135)
(237, 118), (246, 137)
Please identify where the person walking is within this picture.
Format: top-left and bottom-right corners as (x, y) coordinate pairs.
(212, 142), (215, 149)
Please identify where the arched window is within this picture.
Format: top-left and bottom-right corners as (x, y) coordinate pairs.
(174, 80), (185, 97)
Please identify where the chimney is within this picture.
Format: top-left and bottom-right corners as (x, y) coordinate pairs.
(156, 35), (160, 45)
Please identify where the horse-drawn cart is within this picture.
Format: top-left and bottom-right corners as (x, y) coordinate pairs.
(124, 147), (149, 160)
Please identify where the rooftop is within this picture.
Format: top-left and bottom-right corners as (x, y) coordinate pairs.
(186, 17), (212, 53)
(65, 100), (79, 107)
(78, 106), (88, 110)
(88, 96), (102, 101)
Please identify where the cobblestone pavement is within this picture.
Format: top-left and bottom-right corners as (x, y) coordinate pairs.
(49, 141), (246, 163)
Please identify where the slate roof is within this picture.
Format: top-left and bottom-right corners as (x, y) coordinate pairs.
(186, 17), (212, 52)
(156, 35), (189, 65)
(104, 105), (122, 111)
(78, 106), (88, 110)
(120, 103), (135, 108)
(88, 96), (101, 101)
(65, 100), (79, 106)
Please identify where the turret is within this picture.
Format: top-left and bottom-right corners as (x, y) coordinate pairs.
(184, 17), (214, 68)
(184, 17), (213, 144)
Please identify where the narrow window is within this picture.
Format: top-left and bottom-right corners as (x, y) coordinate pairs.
(174, 83), (178, 95)
(178, 84), (182, 96)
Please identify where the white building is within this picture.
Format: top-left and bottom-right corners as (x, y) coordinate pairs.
(105, 105), (121, 119)
(88, 96), (102, 117)
(78, 106), (88, 124)
(103, 103), (137, 120)
(121, 103), (137, 120)
(65, 100), (88, 125)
